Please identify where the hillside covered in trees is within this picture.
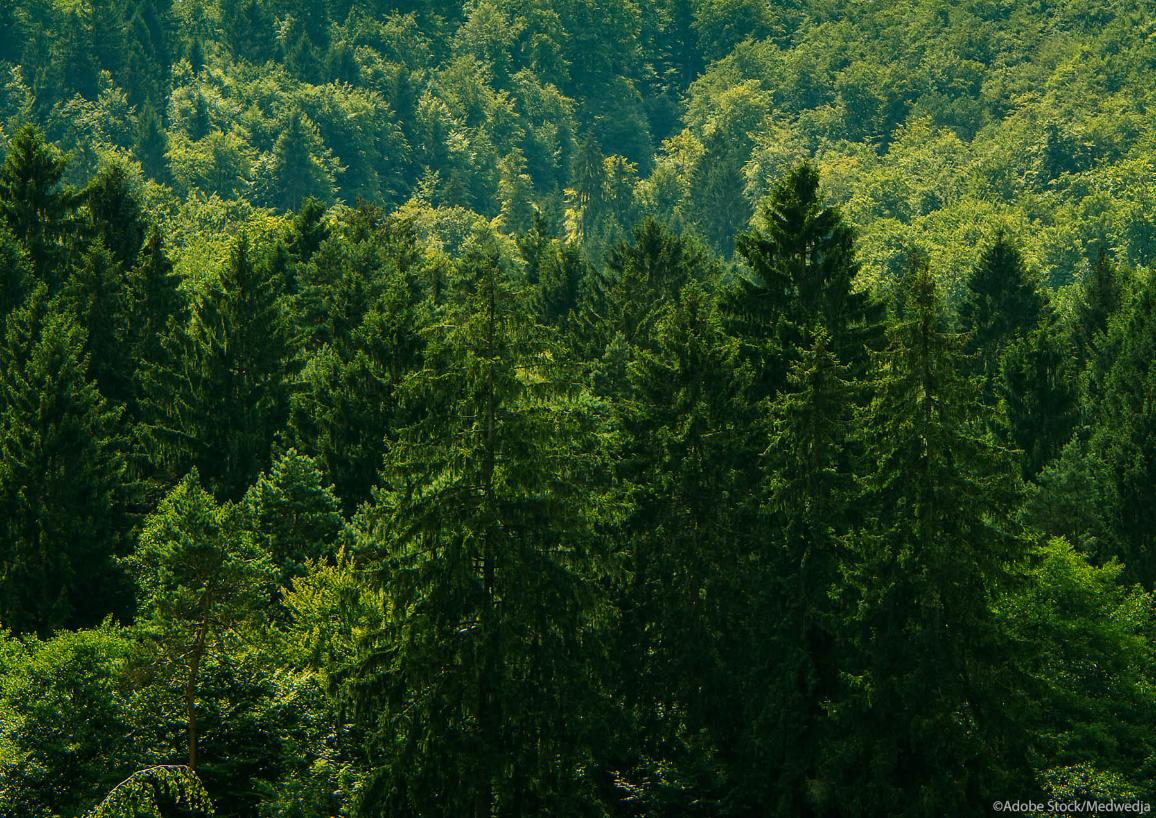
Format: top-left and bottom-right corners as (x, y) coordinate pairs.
(0, 0), (1154, 816)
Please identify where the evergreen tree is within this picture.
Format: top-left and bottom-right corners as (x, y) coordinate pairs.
(740, 326), (854, 816)
(350, 232), (616, 818)
(241, 449), (344, 590)
(734, 162), (883, 401)
(128, 471), (275, 770)
(829, 260), (1027, 816)
(0, 287), (129, 635)
(586, 218), (713, 349)
(142, 236), (289, 498)
(0, 125), (80, 286)
(998, 312), (1078, 478)
(290, 262), (426, 511)
(263, 111), (334, 212)
(613, 282), (756, 815)
(1069, 249), (1126, 416)
(287, 196), (330, 268)
(125, 227), (182, 375)
(85, 161), (147, 271)
(0, 226), (32, 318)
(1078, 270), (1156, 586)
(61, 240), (135, 405)
(136, 103), (171, 183)
(958, 231), (1043, 395)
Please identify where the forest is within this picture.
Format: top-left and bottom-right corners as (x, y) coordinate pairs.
(0, 0), (1153, 816)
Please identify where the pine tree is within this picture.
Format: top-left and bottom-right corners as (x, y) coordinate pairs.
(1069, 249), (1126, 417)
(613, 282), (756, 815)
(85, 162), (147, 271)
(142, 237), (290, 498)
(829, 260), (1027, 816)
(692, 126), (750, 257)
(241, 449), (343, 589)
(136, 103), (170, 183)
(734, 162), (883, 401)
(958, 231), (1043, 395)
(0, 125), (81, 286)
(0, 287), (129, 635)
(350, 232), (616, 818)
(741, 326), (854, 816)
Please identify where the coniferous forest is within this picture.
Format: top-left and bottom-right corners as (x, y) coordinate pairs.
(0, 0), (1154, 816)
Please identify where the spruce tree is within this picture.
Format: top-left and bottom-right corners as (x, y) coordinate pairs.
(734, 162), (882, 400)
(141, 236), (289, 498)
(958, 231), (1043, 395)
(998, 312), (1078, 478)
(85, 162), (147, 271)
(0, 287), (129, 635)
(1080, 270), (1156, 586)
(125, 227), (182, 375)
(61, 240), (134, 405)
(289, 262), (426, 511)
(0, 225), (32, 319)
(241, 449), (344, 589)
(613, 282), (756, 815)
(264, 111), (333, 212)
(287, 196), (329, 268)
(350, 232), (615, 818)
(136, 103), (171, 183)
(0, 125), (80, 286)
(829, 260), (1027, 816)
(741, 326), (854, 816)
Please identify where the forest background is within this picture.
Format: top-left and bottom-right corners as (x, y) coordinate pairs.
(0, 0), (1153, 816)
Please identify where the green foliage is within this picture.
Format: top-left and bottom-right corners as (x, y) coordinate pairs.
(0, 125), (79, 284)
(0, 626), (136, 818)
(0, 3), (1153, 816)
(830, 260), (1028, 816)
(0, 288), (130, 635)
(350, 231), (618, 817)
(142, 236), (290, 497)
(85, 765), (213, 818)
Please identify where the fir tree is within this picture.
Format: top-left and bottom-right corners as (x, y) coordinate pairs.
(734, 162), (883, 400)
(350, 232), (616, 818)
(958, 231), (1043, 395)
(289, 262), (426, 511)
(287, 196), (330, 268)
(61, 240), (134, 405)
(136, 103), (170, 183)
(742, 326), (854, 816)
(85, 162), (147, 271)
(613, 282), (756, 815)
(264, 111), (333, 212)
(241, 449), (344, 589)
(142, 236), (290, 498)
(829, 260), (1027, 816)
(0, 125), (80, 286)
(0, 226), (32, 318)
(0, 287), (129, 635)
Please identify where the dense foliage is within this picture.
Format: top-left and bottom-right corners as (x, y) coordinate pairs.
(0, 1), (1153, 816)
